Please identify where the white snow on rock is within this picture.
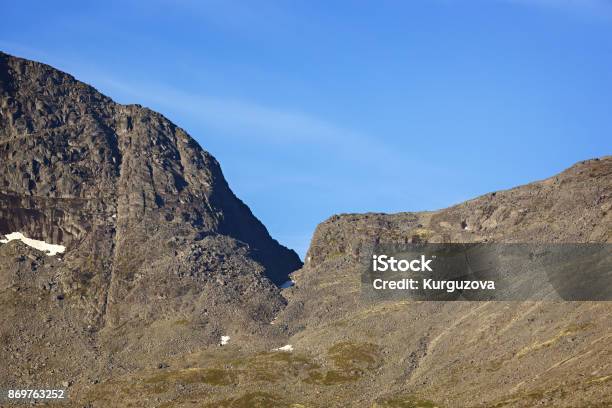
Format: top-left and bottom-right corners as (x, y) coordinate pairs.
(220, 335), (230, 345)
(273, 344), (293, 352)
(280, 280), (294, 289)
(0, 232), (65, 256)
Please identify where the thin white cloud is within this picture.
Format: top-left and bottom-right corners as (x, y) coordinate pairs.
(98, 77), (416, 171)
(102, 78), (349, 143)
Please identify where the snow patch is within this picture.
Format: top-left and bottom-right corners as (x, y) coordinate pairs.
(273, 344), (293, 352)
(0, 232), (65, 256)
(280, 280), (294, 289)
(220, 336), (230, 345)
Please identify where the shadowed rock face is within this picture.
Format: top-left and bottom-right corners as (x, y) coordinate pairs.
(0, 51), (301, 387)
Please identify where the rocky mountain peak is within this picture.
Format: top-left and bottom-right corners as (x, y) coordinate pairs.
(0, 51), (301, 286)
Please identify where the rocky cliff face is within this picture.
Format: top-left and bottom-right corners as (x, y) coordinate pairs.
(0, 51), (301, 388)
(0, 51), (301, 284)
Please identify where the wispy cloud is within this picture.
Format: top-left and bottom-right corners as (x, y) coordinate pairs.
(101, 78), (342, 142)
(98, 77), (417, 171)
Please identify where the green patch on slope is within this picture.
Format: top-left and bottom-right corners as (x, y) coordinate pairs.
(305, 341), (383, 385)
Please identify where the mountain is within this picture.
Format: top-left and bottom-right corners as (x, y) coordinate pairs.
(0, 52), (610, 407)
(276, 156), (612, 407)
(0, 51), (301, 392)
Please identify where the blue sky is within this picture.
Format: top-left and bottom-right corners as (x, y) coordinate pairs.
(2, 0), (611, 257)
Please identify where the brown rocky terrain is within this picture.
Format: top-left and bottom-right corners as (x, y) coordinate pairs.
(0, 50), (301, 402)
(0, 52), (610, 407)
(277, 156), (611, 407)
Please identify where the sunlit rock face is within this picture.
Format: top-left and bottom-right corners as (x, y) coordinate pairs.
(0, 51), (302, 388)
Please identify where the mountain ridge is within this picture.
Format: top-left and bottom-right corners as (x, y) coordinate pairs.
(0, 51), (610, 407)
